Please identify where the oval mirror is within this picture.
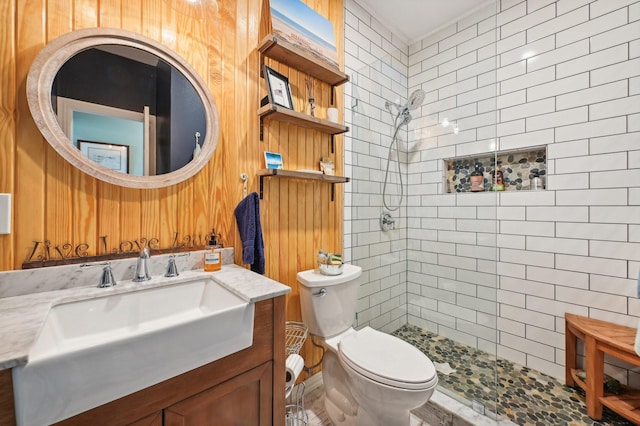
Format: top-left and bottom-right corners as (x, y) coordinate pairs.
(27, 28), (219, 189)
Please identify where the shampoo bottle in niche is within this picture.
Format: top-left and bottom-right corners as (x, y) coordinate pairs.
(492, 164), (505, 191)
(531, 172), (544, 191)
(204, 230), (222, 272)
(470, 163), (484, 192)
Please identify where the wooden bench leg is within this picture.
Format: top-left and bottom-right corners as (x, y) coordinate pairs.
(565, 320), (576, 387)
(585, 335), (604, 420)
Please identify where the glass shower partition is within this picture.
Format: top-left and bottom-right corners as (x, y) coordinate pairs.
(344, 2), (499, 419)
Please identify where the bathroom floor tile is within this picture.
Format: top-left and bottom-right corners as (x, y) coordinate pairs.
(287, 372), (332, 426)
(393, 324), (635, 426)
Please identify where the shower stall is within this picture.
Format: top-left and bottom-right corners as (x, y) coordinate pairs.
(344, 0), (640, 423)
(344, 0), (500, 418)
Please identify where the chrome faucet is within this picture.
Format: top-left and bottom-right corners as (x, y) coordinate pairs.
(164, 252), (189, 277)
(133, 247), (151, 282)
(165, 255), (179, 277)
(98, 263), (117, 288)
(80, 262), (117, 288)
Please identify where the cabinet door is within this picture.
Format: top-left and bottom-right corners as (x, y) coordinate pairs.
(0, 370), (16, 426)
(165, 362), (273, 426)
(127, 411), (163, 426)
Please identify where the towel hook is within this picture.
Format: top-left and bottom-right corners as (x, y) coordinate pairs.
(240, 173), (248, 197)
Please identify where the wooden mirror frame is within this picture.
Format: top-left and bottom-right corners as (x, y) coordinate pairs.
(27, 27), (220, 189)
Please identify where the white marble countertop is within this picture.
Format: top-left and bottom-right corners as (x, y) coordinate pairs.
(0, 265), (290, 370)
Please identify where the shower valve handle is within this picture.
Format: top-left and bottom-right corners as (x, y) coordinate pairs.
(380, 212), (396, 231)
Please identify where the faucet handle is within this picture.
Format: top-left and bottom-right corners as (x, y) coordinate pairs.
(81, 262), (117, 288)
(165, 255), (179, 277)
(98, 263), (117, 288)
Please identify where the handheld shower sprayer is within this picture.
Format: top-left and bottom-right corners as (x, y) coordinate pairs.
(385, 89), (425, 117)
(405, 89), (426, 112)
(382, 89), (426, 214)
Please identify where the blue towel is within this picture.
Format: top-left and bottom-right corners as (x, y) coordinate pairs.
(234, 192), (265, 275)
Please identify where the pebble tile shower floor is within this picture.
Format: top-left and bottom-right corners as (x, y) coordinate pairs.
(392, 325), (634, 425)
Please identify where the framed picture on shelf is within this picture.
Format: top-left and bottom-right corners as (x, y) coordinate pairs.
(264, 151), (284, 169)
(78, 140), (129, 173)
(264, 65), (293, 109)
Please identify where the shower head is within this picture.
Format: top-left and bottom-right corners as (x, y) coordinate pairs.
(397, 90), (424, 126)
(385, 89), (425, 115)
(402, 89), (425, 113)
(383, 91), (424, 212)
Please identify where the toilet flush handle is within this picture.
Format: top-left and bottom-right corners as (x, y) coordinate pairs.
(313, 288), (328, 297)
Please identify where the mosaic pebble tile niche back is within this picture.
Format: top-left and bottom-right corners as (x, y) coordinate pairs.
(446, 149), (547, 193)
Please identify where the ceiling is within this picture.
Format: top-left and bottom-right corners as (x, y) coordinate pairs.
(355, 0), (491, 44)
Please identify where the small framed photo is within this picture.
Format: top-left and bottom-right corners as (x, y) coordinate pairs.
(78, 140), (129, 173)
(264, 65), (293, 110)
(264, 151), (284, 169)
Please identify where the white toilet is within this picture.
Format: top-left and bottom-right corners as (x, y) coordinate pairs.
(297, 264), (438, 426)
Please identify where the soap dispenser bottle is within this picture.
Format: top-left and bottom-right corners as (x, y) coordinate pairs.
(204, 230), (222, 272)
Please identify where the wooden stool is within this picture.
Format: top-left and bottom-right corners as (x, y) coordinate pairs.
(565, 313), (640, 424)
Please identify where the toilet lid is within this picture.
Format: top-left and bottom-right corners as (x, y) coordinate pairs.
(338, 327), (437, 390)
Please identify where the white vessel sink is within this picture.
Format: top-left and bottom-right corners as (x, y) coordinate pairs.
(12, 275), (255, 426)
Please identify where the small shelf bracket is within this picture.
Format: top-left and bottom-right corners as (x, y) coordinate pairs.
(260, 116), (264, 141)
(259, 175), (265, 199)
(331, 135), (335, 154)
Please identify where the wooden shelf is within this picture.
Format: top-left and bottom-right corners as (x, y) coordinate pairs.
(601, 388), (640, 424)
(571, 368), (640, 424)
(258, 34), (349, 87)
(257, 168), (348, 183)
(257, 169), (349, 201)
(258, 103), (348, 135)
(258, 104), (349, 152)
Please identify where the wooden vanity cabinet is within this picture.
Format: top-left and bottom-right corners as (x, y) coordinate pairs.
(164, 361), (272, 425)
(0, 296), (285, 426)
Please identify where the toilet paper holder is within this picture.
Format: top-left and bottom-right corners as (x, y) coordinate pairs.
(285, 321), (308, 419)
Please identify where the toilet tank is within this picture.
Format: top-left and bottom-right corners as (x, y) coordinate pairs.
(297, 264), (362, 338)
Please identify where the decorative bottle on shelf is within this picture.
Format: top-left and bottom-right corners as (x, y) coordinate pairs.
(305, 76), (315, 116)
(470, 163), (484, 192)
(306, 97), (316, 116)
(204, 229), (222, 272)
(492, 164), (505, 191)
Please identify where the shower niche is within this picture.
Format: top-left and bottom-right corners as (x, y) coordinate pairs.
(444, 147), (547, 194)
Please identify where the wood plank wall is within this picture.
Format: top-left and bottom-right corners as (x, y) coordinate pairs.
(0, 0), (344, 374)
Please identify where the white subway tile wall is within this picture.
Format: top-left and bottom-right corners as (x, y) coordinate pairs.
(345, 0), (640, 382)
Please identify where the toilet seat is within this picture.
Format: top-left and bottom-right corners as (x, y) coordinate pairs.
(338, 327), (437, 390)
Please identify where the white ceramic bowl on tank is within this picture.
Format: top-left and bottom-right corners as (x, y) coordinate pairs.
(296, 264), (362, 338)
